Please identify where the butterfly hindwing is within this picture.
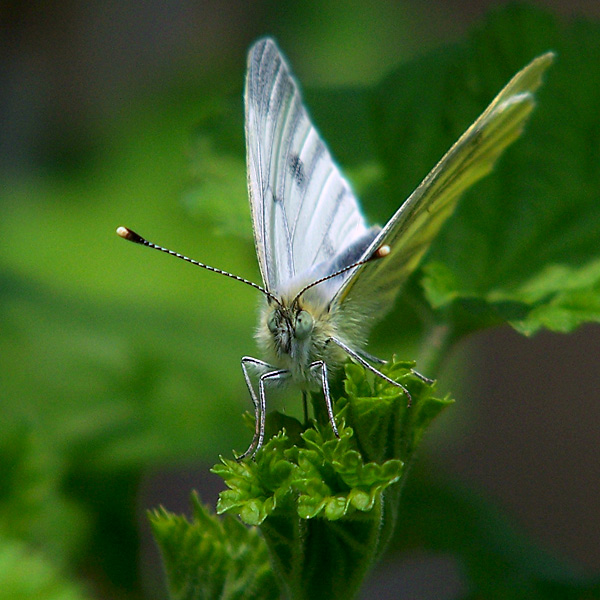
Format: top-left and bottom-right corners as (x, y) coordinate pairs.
(333, 52), (555, 334)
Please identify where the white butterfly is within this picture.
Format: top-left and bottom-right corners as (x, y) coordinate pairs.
(118, 39), (553, 458)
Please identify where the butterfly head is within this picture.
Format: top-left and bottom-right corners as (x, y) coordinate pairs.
(256, 290), (339, 373)
(263, 298), (316, 355)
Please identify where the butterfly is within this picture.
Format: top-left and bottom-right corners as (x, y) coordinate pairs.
(118, 38), (553, 459)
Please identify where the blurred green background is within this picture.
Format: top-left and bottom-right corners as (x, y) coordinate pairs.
(1, 1), (599, 598)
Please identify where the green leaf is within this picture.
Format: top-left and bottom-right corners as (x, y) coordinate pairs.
(291, 425), (403, 520)
(343, 361), (452, 464)
(398, 5), (600, 337)
(149, 493), (279, 600)
(214, 433), (297, 526)
(213, 359), (451, 600)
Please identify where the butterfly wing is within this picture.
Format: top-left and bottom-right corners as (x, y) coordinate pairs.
(333, 52), (555, 335)
(245, 38), (371, 295)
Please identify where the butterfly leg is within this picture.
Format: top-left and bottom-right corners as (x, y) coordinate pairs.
(410, 369), (435, 384)
(309, 360), (340, 439)
(328, 337), (413, 407)
(356, 348), (386, 365)
(238, 357), (281, 460)
(358, 349), (434, 384)
(255, 369), (289, 451)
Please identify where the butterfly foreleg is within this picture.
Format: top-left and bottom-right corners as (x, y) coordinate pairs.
(238, 357), (286, 460)
(308, 360), (340, 439)
(256, 369), (289, 449)
(328, 337), (413, 407)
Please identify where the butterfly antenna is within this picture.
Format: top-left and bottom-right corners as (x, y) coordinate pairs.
(116, 227), (281, 305)
(292, 245), (390, 305)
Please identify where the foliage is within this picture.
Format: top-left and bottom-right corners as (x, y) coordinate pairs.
(150, 494), (278, 600)
(156, 361), (449, 599)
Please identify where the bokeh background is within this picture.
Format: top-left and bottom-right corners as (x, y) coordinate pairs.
(2, 1), (599, 598)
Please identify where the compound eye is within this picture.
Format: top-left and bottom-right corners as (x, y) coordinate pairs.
(295, 310), (314, 340)
(267, 312), (278, 334)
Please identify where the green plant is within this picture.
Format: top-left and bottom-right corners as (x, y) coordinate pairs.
(152, 361), (449, 599)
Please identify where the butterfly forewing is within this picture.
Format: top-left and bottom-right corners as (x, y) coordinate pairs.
(334, 52), (555, 331)
(245, 38), (370, 294)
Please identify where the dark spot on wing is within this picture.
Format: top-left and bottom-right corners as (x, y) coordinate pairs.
(270, 186), (281, 204)
(289, 154), (306, 189)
